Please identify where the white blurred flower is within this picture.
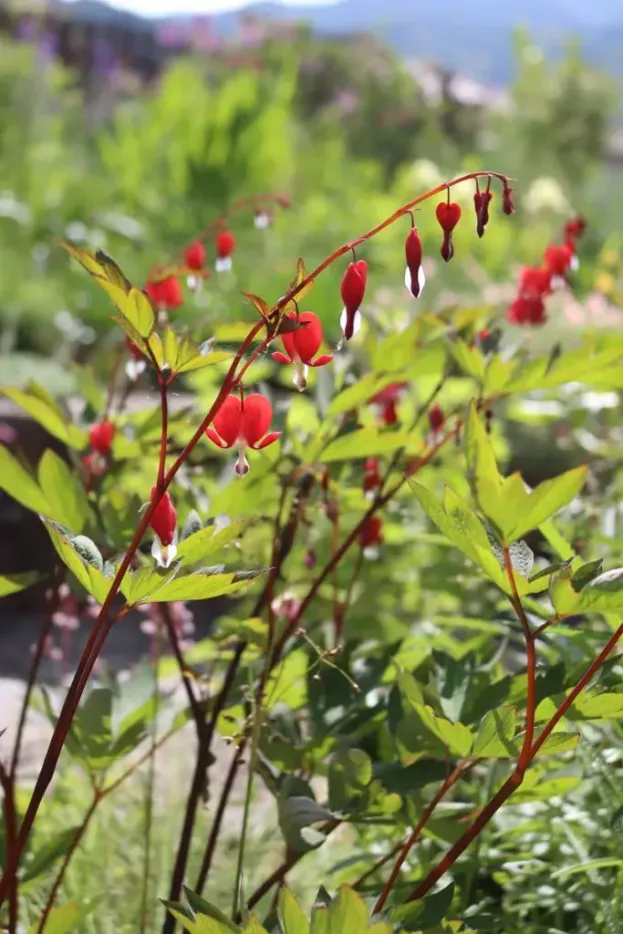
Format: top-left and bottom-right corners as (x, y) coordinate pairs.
(523, 177), (571, 215)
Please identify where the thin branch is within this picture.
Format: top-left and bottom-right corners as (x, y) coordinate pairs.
(502, 546), (536, 769)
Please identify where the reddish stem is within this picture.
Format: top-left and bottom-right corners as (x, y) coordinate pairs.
(270, 172), (508, 316)
(373, 760), (471, 914)
(0, 321), (263, 905)
(194, 740), (246, 894)
(405, 618), (623, 904)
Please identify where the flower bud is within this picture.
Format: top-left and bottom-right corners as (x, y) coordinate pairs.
(89, 420), (115, 456)
(404, 227), (425, 298)
(340, 259), (368, 340)
(184, 240), (205, 271)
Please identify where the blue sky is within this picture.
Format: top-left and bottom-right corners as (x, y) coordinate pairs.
(67, 0), (337, 16)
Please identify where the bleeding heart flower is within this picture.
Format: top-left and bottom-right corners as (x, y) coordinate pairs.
(363, 457), (381, 495)
(428, 405), (445, 434)
(473, 188), (493, 238)
(89, 420), (115, 455)
(206, 393), (281, 476)
(507, 296), (547, 326)
(150, 487), (177, 568)
(254, 210), (271, 229)
(340, 260), (368, 340)
(272, 311), (333, 391)
(359, 515), (383, 554)
(215, 230), (236, 272)
(369, 382), (408, 427)
(404, 227), (425, 298)
(435, 201), (462, 233)
(145, 276), (183, 311)
(543, 243), (575, 285)
(502, 182), (515, 216)
(185, 240), (205, 271)
(518, 266), (552, 299)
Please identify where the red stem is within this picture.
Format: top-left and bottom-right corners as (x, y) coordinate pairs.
(405, 618), (623, 904)
(373, 761), (470, 914)
(0, 322), (263, 905)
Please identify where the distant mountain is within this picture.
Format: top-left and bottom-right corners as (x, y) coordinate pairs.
(61, 0), (623, 84)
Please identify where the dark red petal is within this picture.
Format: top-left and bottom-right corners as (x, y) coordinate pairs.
(340, 261), (367, 310)
(216, 230), (236, 258)
(280, 312), (299, 360)
(211, 394), (242, 447)
(241, 393), (273, 446)
(271, 350), (292, 365)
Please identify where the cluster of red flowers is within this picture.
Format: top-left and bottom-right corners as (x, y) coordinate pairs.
(339, 178), (511, 341)
(507, 216), (586, 327)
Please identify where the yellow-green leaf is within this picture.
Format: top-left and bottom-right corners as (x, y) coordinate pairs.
(38, 450), (90, 533)
(0, 445), (51, 515)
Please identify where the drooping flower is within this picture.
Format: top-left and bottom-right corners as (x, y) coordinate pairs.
(428, 405), (445, 434)
(435, 201), (461, 262)
(543, 243), (573, 279)
(89, 420), (115, 455)
(215, 230), (236, 272)
(564, 215), (587, 243)
(506, 296), (547, 326)
(518, 266), (552, 299)
(145, 276), (183, 311)
(363, 457), (381, 495)
(150, 487), (177, 568)
(502, 182), (515, 216)
(271, 311), (333, 391)
(473, 187), (493, 238)
(359, 515), (383, 553)
(404, 227), (425, 297)
(184, 240), (205, 271)
(205, 393), (281, 476)
(340, 259), (368, 340)
(369, 382), (408, 427)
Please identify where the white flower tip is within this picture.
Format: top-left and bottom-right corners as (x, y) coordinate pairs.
(151, 537), (177, 569)
(293, 362), (309, 392)
(199, 338), (216, 356)
(235, 451), (250, 476)
(570, 254), (580, 271)
(157, 309), (169, 327)
(339, 307), (362, 339)
(125, 359), (146, 382)
(215, 256), (233, 273)
(551, 275), (566, 290)
(405, 265), (426, 298)
(254, 212), (270, 229)
(363, 545), (380, 561)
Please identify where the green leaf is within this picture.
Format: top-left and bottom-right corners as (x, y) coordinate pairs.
(322, 428), (412, 462)
(144, 570), (263, 602)
(410, 704), (473, 756)
(182, 887), (240, 933)
(448, 338), (486, 380)
(328, 749), (373, 812)
(0, 571), (40, 598)
(28, 900), (81, 934)
(278, 887), (310, 934)
(571, 559), (604, 592)
(176, 521), (245, 565)
(325, 885), (370, 933)
(38, 450), (90, 533)
(278, 795), (335, 853)
(22, 827), (81, 883)
(472, 707), (517, 757)
(392, 881), (455, 931)
(0, 444), (53, 515)
(2, 382), (86, 449)
(573, 693), (623, 719)
(43, 522), (111, 604)
(507, 466), (587, 541)
(327, 375), (399, 418)
(120, 564), (180, 605)
(576, 568), (623, 613)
